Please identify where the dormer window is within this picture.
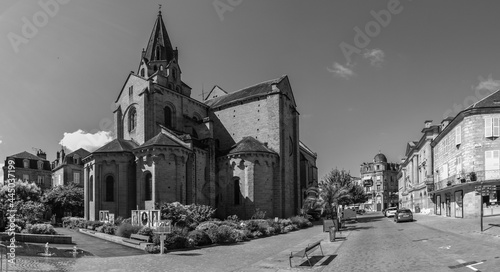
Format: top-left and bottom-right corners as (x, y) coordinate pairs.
(37, 161), (43, 170)
(156, 46), (161, 60)
(140, 68), (145, 77)
(23, 159), (29, 169)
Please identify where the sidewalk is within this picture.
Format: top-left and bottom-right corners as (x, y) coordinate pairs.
(413, 213), (500, 240)
(67, 223), (351, 272)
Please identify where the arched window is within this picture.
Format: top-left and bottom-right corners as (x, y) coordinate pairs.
(129, 107), (137, 132)
(153, 65), (158, 72)
(168, 83), (173, 90)
(145, 173), (152, 201)
(105, 176), (114, 202)
(156, 46), (160, 60)
(172, 68), (177, 80)
(175, 86), (181, 93)
(160, 65), (163, 71)
(140, 68), (145, 77)
(234, 178), (241, 205)
(129, 86), (133, 97)
(164, 106), (173, 129)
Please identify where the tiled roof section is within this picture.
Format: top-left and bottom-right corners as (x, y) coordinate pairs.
(228, 137), (277, 155)
(205, 75), (287, 108)
(67, 148), (90, 158)
(93, 139), (138, 153)
(139, 132), (183, 148)
(468, 89), (500, 109)
(8, 151), (45, 161)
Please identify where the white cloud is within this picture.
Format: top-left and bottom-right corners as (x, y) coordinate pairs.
(59, 129), (113, 152)
(327, 62), (355, 79)
(475, 74), (500, 91)
(363, 48), (385, 67)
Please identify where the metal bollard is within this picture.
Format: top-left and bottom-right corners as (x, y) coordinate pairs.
(329, 226), (335, 242)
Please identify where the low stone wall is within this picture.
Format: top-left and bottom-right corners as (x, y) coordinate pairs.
(78, 229), (145, 250)
(0, 232), (72, 244)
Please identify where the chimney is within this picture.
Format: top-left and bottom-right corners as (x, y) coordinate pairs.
(37, 150), (47, 160)
(424, 120), (432, 128)
(61, 147), (66, 162)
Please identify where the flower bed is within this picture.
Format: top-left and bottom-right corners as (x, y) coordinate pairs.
(67, 203), (313, 254)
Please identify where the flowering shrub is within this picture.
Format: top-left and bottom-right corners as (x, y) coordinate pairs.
(86, 221), (104, 230)
(159, 202), (216, 226)
(290, 216), (311, 229)
(195, 221), (219, 232)
(116, 223), (142, 238)
(102, 223), (117, 235)
(187, 230), (212, 246)
(144, 244), (161, 254)
(62, 217), (86, 229)
(206, 225), (241, 244)
(28, 223), (56, 235)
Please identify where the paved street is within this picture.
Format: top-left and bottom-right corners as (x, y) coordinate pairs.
(325, 213), (500, 272)
(2, 214), (499, 271)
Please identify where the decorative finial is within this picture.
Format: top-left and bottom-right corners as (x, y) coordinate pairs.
(158, 4), (162, 15)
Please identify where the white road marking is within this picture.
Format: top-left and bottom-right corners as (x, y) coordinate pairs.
(439, 245), (451, 249)
(466, 262), (483, 271)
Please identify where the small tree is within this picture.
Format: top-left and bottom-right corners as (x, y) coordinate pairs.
(0, 180), (46, 224)
(44, 184), (84, 219)
(318, 169), (353, 219)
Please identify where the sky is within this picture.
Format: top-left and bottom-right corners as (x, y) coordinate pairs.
(2, 0), (500, 184)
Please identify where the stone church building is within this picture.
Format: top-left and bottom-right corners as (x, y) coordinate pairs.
(83, 11), (317, 220)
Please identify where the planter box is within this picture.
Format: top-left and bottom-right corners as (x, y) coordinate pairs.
(0, 232), (72, 244)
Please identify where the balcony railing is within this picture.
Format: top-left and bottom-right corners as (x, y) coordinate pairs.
(434, 170), (500, 191)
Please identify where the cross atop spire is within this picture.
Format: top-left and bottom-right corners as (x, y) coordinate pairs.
(158, 4), (162, 15)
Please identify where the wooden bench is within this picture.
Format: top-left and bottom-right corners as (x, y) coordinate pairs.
(289, 240), (324, 267)
(123, 234), (150, 245)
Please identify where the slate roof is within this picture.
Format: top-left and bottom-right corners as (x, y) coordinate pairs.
(93, 139), (138, 153)
(467, 89), (500, 109)
(205, 75), (287, 108)
(144, 11), (175, 63)
(66, 148), (90, 158)
(139, 132), (184, 148)
(8, 151), (46, 161)
(228, 137), (276, 155)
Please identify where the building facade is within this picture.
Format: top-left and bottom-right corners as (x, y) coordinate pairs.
(52, 148), (90, 187)
(82, 11), (317, 221)
(431, 91), (500, 218)
(2, 150), (52, 190)
(399, 121), (440, 213)
(360, 153), (399, 211)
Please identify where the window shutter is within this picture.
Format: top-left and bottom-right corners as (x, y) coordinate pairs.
(485, 117), (493, 137)
(494, 118), (500, 137)
(455, 126), (461, 145)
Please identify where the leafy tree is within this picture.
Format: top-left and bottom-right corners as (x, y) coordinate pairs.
(44, 184), (84, 218)
(0, 180), (46, 224)
(349, 184), (368, 205)
(318, 169), (353, 219)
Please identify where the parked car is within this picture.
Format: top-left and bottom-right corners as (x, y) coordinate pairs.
(394, 209), (413, 223)
(384, 207), (397, 217)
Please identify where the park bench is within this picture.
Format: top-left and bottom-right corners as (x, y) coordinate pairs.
(289, 240), (324, 267)
(123, 234), (151, 245)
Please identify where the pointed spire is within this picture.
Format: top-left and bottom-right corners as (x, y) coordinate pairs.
(143, 9), (175, 63)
